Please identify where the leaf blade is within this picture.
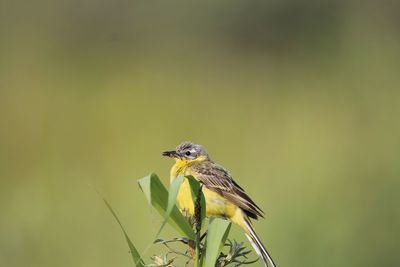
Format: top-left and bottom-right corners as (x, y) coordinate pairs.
(203, 218), (232, 267)
(103, 198), (145, 267)
(156, 175), (184, 237)
(138, 173), (195, 240)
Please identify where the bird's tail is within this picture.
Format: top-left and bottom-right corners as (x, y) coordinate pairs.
(244, 220), (276, 267)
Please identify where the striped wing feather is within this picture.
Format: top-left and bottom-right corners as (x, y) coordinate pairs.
(192, 161), (264, 219)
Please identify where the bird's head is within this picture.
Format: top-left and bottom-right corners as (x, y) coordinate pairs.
(162, 141), (209, 162)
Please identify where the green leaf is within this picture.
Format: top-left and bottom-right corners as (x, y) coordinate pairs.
(138, 173), (195, 240)
(156, 175), (184, 237)
(203, 218), (232, 267)
(103, 198), (145, 267)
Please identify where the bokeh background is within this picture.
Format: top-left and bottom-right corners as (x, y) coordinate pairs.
(1, 1), (399, 266)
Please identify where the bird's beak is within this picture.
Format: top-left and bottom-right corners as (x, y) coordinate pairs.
(162, 150), (178, 158)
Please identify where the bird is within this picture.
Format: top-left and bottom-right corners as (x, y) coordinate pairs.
(162, 141), (276, 267)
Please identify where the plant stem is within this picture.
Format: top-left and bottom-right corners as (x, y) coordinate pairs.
(194, 184), (203, 267)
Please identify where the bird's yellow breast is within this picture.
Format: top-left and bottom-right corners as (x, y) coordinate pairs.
(170, 159), (239, 219)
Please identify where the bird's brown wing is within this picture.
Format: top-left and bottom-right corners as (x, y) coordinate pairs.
(191, 161), (264, 219)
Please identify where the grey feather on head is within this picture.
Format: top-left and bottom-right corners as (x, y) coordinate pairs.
(176, 141), (209, 160)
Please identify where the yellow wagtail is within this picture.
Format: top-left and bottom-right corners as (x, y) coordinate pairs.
(162, 141), (276, 267)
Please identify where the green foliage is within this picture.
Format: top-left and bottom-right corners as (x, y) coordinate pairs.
(216, 240), (258, 267)
(103, 198), (145, 267)
(203, 218), (231, 267)
(105, 173), (256, 267)
(158, 175), (185, 238)
(138, 173), (195, 240)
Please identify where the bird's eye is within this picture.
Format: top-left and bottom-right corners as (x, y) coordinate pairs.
(185, 151), (191, 156)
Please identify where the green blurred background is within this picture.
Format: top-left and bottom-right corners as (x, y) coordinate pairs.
(1, 1), (399, 266)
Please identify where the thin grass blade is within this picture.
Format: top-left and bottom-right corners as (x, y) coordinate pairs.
(103, 198), (145, 267)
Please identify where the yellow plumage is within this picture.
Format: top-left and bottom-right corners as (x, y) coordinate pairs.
(163, 141), (276, 267)
(169, 157), (247, 229)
